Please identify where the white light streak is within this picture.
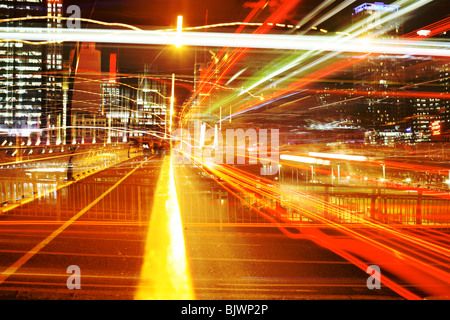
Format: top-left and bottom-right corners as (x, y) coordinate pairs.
(27, 168), (66, 173)
(417, 30), (431, 36)
(241, 0), (435, 96)
(308, 152), (367, 162)
(280, 154), (331, 165)
(1, 28), (447, 55)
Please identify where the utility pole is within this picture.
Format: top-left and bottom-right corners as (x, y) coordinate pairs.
(170, 73), (175, 136)
(66, 42), (81, 146)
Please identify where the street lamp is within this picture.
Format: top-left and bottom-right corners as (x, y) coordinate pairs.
(337, 165), (340, 185)
(331, 167), (334, 185)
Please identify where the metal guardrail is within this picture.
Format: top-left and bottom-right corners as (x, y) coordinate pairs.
(176, 180), (450, 228)
(3, 160), (449, 229)
(272, 187), (450, 227)
(0, 144), (142, 214)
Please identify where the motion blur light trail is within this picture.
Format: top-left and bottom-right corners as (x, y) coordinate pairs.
(230, 0), (362, 99)
(182, 0), (302, 122)
(135, 156), (194, 300)
(279, 152), (450, 202)
(180, 0), (267, 115)
(227, 4), (450, 119)
(179, 147), (450, 299)
(2, 9), (448, 126)
(217, 0), (433, 118)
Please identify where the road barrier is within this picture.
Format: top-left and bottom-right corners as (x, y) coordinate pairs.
(0, 143), (142, 214)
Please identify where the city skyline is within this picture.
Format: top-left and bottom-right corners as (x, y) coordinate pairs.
(0, 0), (449, 304)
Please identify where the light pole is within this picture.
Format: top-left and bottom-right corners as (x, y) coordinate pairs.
(107, 91), (112, 144)
(47, 115), (51, 146)
(337, 165), (340, 185)
(72, 114), (76, 145)
(170, 73), (175, 136)
(92, 114), (96, 144)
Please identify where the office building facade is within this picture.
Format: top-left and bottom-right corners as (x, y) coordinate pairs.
(0, 0), (64, 142)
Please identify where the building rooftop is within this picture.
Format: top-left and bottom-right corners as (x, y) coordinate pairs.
(353, 2), (400, 15)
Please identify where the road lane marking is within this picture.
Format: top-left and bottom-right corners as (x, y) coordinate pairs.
(135, 155), (195, 300)
(0, 157), (150, 286)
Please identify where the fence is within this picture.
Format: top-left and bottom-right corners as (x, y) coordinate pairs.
(275, 186), (450, 227)
(3, 162), (450, 229)
(0, 143), (142, 213)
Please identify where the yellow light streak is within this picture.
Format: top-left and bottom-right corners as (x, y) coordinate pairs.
(0, 15), (142, 31)
(135, 156), (194, 300)
(175, 15), (183, 48)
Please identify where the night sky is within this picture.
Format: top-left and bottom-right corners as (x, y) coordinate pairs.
(63, 0), (449, 31)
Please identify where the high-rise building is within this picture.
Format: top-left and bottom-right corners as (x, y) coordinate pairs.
(45, 0), (64, 143)
(0, 0), (46, 132)
(69, 42), (102, 115)
(403, 58), (450, 142)
(136, 66), (167, 135)
(438, 61), (450, 139)
(351, 2), (406, 135)
(0, 0), (64, 143)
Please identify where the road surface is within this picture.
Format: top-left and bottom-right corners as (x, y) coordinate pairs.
(0, 155), (403, 299)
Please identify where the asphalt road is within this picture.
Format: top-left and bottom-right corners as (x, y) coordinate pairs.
(0, 155), (402, 300)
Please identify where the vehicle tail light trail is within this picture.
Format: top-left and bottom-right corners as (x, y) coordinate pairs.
(178, 147), (450, 299)
(182, 0), (303, 121)
(230, 15), (450, 117)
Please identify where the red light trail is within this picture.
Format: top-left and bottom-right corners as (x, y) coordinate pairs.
(230, 16), (450, 118)
(178, 145), (450, 299)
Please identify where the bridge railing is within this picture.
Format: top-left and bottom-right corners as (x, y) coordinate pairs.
(0, 143), (142, 213)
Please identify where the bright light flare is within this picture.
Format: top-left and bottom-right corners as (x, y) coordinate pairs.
(26, 168), (66, 173)
(181, 142), (450, 299)
(280, 154), (330, 165)
(417, 29), (431, 36)
(308, 152), (367, 162)
(2, 28), (449, 56)
(174, 15), (183, 48)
